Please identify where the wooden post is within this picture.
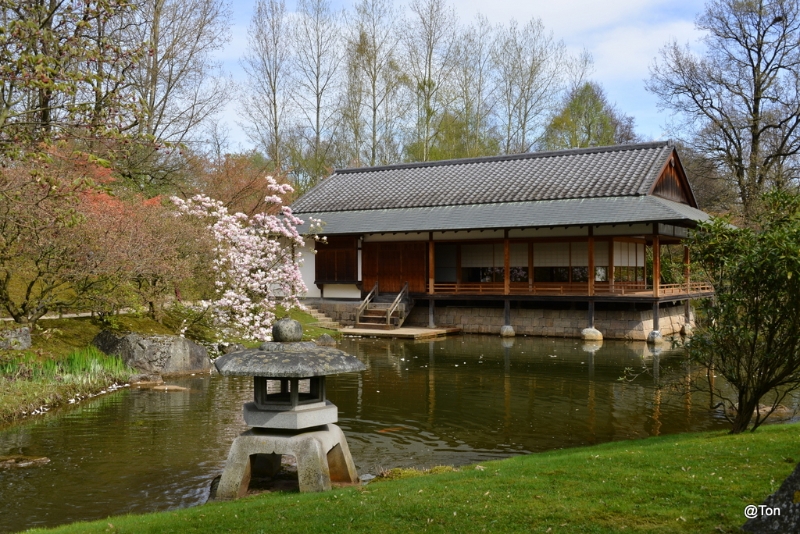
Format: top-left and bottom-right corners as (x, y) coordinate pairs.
(683, 244), (690, 293)
(504, 230), (510, 295)
(588, 228), (595, 296)
(504, 299), (511, 326)
(528, 242), (533, 291)
(428, 232), (435, 295)
(652, 231), (661, 298)
(428, 299), (436, 328)
(588, 300), (595, 328)
(456, 244), (462, 285)
(608, 238), (615, 292)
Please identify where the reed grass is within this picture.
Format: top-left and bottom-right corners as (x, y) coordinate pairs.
(0, 346), (133, 423)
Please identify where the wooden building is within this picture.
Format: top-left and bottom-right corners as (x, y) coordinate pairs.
(292, 142), (713, 340)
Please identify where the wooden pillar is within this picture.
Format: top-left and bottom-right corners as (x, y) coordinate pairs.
(588, 228), (595, 296)
(652, 227), (661, 298)
(456, 244), (462, 285)
(528, 242), (533, 291)
(504, 230), (510, 295)
(428, 232), (435, 295)
(588, 300), (595, 328)
(683, 244), (690, 292)
(504, 299), (511, 326)
(608, 238), (615, 291)
(428, 299), (435, 328)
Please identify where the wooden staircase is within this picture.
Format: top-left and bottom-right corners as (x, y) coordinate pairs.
(355, 282), (413, 330)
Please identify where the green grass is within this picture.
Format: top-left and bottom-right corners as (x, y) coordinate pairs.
(280, 305), (341, 341)
(30, 422), (800, 533)
(0, 346), (133, 423)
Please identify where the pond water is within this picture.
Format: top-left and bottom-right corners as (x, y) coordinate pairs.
(0, 335), (741, 532)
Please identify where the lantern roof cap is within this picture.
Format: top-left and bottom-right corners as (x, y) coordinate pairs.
(214, 342), (366, 378)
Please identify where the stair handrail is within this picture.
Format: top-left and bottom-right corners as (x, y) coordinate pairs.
(386, 282), (409, 326)
(356, 281), (379, 324)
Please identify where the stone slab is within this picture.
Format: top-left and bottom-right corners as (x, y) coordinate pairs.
(243, 401), (338, 430)
(215, 344), (366, 378)
(215, 424), (358, 498)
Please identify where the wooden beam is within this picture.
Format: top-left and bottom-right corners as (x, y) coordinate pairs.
(504, 229), (510, 295)
(528, 242), (533, 290)
(683, 244), (690, 292)
(609, 238), (615, 291)
(588, 228), (595, 296)
(653, 231), (661, 298)
(428, 233), (435, 295)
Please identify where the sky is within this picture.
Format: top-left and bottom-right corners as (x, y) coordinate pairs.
(213, 0), (706, 151)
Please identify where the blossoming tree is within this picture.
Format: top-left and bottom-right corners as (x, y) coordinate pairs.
(172, 177), (317, 341)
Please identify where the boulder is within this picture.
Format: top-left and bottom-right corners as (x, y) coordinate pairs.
(0, 327), (31, 350)
(647, 330), (664, 345)
(500, 325), (515, 337)
(314, 334), (337, 347)
(218, 342), (246, 355)
(742, 461), (800, 533)
(272, 318), (303, 342)
(581, 327), (603, 341)
(93, 330), (211, 376)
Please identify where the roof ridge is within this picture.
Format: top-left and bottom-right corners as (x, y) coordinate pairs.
(332, 141), (672, 175)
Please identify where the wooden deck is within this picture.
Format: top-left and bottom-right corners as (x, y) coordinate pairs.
(339, 326), (462, 339)
(429, 281), (713, 299)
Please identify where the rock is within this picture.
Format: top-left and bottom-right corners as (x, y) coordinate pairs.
(581, 327), (603, 341)
(680, 324), (693, 336)
(93, 330), (211, 376)
(0, 327), (31, 350)
(129, 373), (163, 384)
(0, 455), (50, 468)
(272, 318), (303, 342)
(742, 461), (800, 533)
(315, 334), (337, 347)
(646, 330), (664, 345)
(218, 342), (246, 355)
(500, 325), (515, 337)
(152, 385), (189, 392)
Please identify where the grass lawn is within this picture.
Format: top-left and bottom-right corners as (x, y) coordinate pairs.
(30, 422), (800, 533)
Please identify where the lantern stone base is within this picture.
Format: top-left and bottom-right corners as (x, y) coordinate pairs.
(243, 401), (338, 430)
(215, 424), (359, 499)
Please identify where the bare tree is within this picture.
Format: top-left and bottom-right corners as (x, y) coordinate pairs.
(343, 0), (404, 166)
(492, 18), (565, 154)
(648, 0), (800, 222)
(131, 0), (232, 145)
(290, 0), (344, 191)
(402, 0), (459, 162)
(450, 15), (500, 157)
(241, 0), (291, 168)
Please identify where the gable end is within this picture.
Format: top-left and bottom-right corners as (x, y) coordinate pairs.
(649, 150), (698, 208)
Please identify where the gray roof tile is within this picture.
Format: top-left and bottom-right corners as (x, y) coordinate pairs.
(295, 197), (709, 235)
(292, 142), (675, 213)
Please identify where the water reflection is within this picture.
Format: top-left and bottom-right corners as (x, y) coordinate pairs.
(0, 335), (752, 532)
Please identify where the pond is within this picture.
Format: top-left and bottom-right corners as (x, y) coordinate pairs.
(0, 335), (737, 532)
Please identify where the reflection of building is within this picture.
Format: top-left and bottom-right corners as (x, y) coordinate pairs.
(294, 142), (713, 339)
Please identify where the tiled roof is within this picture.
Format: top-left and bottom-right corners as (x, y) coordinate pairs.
(294, 197), (710, 235)
(292, 142), (676, 213)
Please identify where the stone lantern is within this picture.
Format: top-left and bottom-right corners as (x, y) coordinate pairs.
(213, 319), (366, 499)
